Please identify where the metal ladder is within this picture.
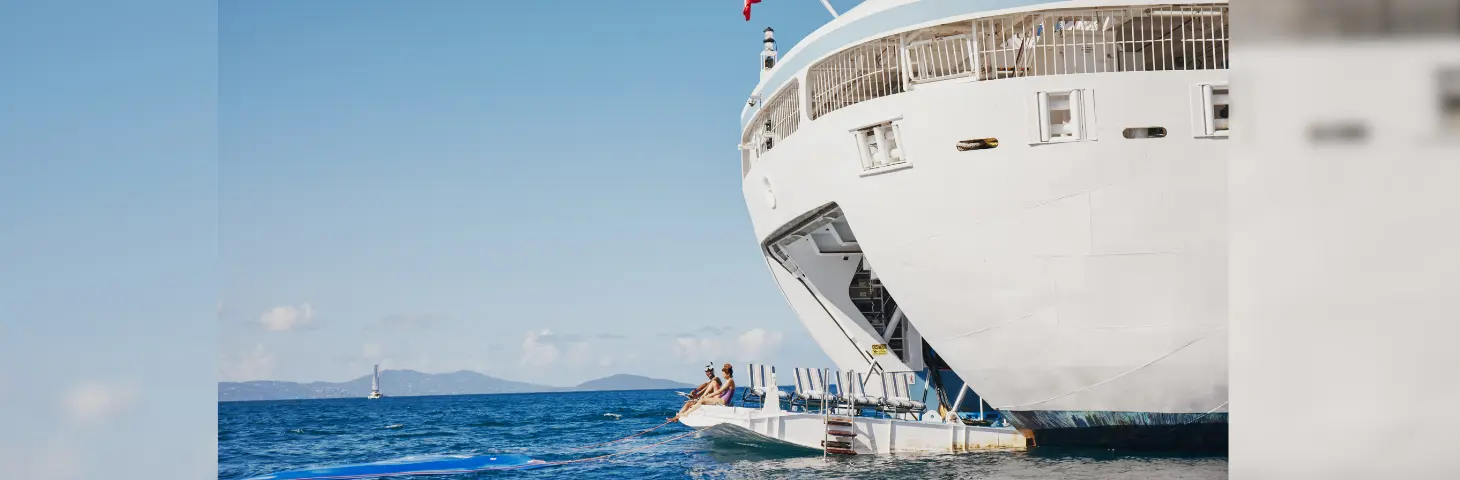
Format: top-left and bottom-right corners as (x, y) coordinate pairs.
(821, 369), (857, 456)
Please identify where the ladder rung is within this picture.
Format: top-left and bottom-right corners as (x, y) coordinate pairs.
(825, 419), (853, 427)
(824, 446), (857, 455)
(821, 440), (854, 449)
(827, 429), (856, 437)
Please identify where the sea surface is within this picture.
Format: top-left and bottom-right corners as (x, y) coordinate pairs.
(219, 389), (1227, 479)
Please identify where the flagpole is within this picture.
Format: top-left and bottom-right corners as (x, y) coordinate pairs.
(819, 0), (839, 18)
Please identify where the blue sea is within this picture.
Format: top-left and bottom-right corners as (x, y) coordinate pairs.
(219, 389), (1227, 479)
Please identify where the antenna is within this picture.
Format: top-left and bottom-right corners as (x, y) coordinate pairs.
(760, 27), (778, 79)
(820, 0), (839, 18)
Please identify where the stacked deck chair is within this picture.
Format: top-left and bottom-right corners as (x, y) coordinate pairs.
(740, 363), (789, 408)
(790, 367), (837, 412)
(879, 371), (929, 420)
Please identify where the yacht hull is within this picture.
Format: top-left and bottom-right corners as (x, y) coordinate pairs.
(741, 34), (1229, 450)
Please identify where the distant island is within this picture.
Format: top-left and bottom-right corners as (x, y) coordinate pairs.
(218, 369), (695, 402)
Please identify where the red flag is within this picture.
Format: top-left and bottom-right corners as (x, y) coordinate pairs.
(744, 0), (761, 21)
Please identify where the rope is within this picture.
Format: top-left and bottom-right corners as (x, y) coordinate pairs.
(566, 418), (676, 451)
(541, 429), (699, 467)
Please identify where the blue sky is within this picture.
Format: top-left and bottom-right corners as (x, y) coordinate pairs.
(218, 0), (860, 386)
(0, 1), (859, 476)
(1, 1), (217, 477)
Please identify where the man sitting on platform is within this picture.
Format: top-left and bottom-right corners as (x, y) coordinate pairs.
(679, 364), (721, 409)
(672, 363), (735, 421)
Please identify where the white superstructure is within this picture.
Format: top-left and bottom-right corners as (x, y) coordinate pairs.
(739, 0), (1229, 450)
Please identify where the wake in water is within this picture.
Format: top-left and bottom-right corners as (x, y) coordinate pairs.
(245, 454), (547, 479)
(249, 418), (692, 479)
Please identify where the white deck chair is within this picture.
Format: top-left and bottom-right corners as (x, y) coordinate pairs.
(842, 371), (885, 409)
(792, 367), (836, 409)
(879, 371), (928, 416)
(742, 363), (788, 405)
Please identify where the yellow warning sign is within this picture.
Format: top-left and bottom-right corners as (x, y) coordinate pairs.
(870, 344), (889, 356)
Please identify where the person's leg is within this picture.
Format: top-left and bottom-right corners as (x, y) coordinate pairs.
(670, 399), (692, 420)
(680, 396), (726, 418)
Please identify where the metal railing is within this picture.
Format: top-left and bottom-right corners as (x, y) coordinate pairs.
(793, 4), (1229, 123)
(746, 80), (802, 158)
(807, 35), (904, 120)
(905, 33), (975, 84)
(975, 5), (1229, 79)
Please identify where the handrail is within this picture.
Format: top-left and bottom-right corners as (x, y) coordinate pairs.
(860, 360), (884, 390)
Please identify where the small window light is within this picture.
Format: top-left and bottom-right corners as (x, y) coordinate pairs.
(1308, 121), (1369, 144)
(1440, 66), (1460, 134)
(956, 138), (999, 151)
(1122, 127), (1167, 139)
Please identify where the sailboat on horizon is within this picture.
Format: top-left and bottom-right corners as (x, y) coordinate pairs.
(367, 364), (383, 399)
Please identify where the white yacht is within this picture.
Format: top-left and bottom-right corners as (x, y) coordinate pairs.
(739, 0), (1229, 451)
(368, 364), (383, 399)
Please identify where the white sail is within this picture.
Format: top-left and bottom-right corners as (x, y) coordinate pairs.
(372, 364), (379, 391)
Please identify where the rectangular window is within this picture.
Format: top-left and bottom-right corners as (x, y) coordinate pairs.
(1196, 83), (1230, 137)
(1032, 89), (1095, 144)
(852, 119), (908, 171)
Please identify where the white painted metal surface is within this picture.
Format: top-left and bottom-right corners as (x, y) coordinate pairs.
(679, 405), (1025, 454)
(740, 0), (1230, 425)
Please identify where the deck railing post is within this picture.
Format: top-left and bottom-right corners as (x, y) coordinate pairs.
(969, 19), (981, 80)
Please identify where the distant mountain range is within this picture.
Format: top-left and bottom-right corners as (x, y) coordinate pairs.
(218, 370), (695, 402)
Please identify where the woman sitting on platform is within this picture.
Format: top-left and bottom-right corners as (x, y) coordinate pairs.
(671, 363), (735, 420)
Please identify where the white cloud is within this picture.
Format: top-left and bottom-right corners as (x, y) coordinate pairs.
(61, 381), (140, 427)
(259, 302), (314, 332)
(519, 329), (603, 367)
(520, 329), (561, 366)
(673, 336), (727, 363)
(220, 343), (277, 381)
(598, 356), (614, 367)
(737, 328), (785, 359)
(672, 328), (785, 364)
